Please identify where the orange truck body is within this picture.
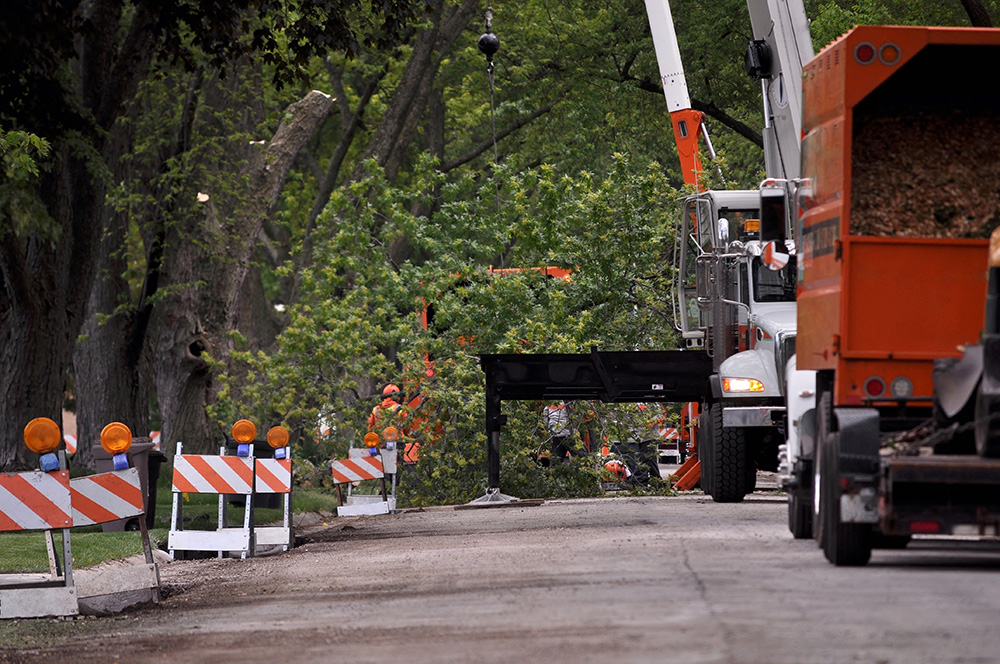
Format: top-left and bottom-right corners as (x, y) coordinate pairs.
(796, 26), (1000, 407)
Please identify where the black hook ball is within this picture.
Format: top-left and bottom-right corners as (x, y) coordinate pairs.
(478, 32), (500, 58)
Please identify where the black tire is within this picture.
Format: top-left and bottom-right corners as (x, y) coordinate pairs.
(708, 403), (749, 503)
(788, 492), (812, 539)
(819, 428), (872, 566)
(699, 407), (714, 497)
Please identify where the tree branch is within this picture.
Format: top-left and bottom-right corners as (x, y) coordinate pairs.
(633, 75), (762, 148)
(441, 104), (554, 172)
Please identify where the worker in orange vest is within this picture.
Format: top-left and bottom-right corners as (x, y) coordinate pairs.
(368, 384), (402, 430)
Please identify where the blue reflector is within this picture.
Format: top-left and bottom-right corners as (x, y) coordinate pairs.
(237, 443), (251, 457)
(40, 453), (60, 472)
(274, 447), (287, 459)
(112, 453), (130, 470)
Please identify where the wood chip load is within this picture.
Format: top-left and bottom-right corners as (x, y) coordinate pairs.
(850, 110), (1000, 238)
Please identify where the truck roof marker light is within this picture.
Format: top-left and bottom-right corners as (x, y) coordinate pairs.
(723, 378), (765, 393)
(854, 42), (876, 65)
(864, 376), (886, 398)
(890, 377), (913, 399)
(878, 43), (901, 66)
(101, 422), (134, 469)
(24, 417), (62, 455)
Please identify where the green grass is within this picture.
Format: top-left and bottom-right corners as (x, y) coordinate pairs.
(0, 466), (340, 574)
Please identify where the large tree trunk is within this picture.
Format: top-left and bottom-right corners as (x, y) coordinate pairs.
(153, 85), (334, 453)
(0, 2), (155, 471)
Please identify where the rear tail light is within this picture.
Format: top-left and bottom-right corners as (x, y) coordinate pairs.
(863, 376), (886, 398)
(855, 42), (876, 64)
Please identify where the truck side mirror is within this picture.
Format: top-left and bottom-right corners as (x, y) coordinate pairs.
(760, 187), (786, 244)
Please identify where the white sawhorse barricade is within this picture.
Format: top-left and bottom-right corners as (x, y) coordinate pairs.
(333, 448), (397, 516)
(1, 449), (158, 618)
(0, 462), (77, 619)
(169, 442), (256, 559)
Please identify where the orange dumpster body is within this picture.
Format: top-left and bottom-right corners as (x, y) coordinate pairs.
(795, 26), (1000, 407)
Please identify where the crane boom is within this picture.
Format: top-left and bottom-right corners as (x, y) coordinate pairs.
(744, 0), (813, 179)
(643, 0), (713, 188)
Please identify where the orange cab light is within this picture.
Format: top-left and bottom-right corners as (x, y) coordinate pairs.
(100, 422), (134, 455)
(24, 417), (62, 454)
(232, 419), (257, 443)
(267, 426), (290, 449)
(364, 432), (381, 448)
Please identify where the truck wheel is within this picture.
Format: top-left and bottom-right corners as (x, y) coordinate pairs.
(818, 428), (872, 566)
(699, 408), (714, 497)
(709, 403), (749, 503)
(788, 493), (812, 539)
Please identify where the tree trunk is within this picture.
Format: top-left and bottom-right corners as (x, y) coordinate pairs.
(153, 85), (334, 453)
(961, 0), (993, 27)
(0, 2), (157, 471)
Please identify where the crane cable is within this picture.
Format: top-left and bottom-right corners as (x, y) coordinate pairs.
(478, 5), (501, 212)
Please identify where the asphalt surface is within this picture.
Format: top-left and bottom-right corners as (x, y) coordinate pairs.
(4, 486), (1000, 664)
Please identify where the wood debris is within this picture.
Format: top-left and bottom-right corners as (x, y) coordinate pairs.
(850, 110), (1000, 238)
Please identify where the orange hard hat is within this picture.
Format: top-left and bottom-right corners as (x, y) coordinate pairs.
(382, 384), (400, 395)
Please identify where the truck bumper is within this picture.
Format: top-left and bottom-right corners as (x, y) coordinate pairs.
(723, 406), (785, 427)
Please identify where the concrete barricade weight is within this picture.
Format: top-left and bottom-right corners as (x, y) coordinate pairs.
(332, 449), (397, 516)
(0, 441), (78, 619)
(168, 442), (256, 559)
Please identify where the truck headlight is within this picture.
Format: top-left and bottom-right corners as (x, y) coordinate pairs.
(723, 377), (765, 393)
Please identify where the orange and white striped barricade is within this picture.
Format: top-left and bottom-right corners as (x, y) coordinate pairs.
(332, 449), (397, 516)
(69, 454), (161, 612)
(168, 442), (256, 559)
(253, 452), (293, 551)
(0, 455), (78, 619)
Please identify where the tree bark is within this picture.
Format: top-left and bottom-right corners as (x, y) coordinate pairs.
(0, 2), (156, 471)
(153, 87), (333, 453)
(961, 0), (993, 26)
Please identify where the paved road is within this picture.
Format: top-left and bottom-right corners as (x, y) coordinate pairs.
(4, 488), (1000, 664)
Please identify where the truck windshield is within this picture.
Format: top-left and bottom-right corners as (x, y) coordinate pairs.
(718, 207), (761, 244)
(752, 256), (797, 302)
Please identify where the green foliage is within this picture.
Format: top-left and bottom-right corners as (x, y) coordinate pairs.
(0, 130), (54, 241)
(807, 0), (1000, 50)
(217, 152), (682, 505)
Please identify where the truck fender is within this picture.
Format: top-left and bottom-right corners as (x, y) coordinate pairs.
(718, 348), (783, 398)
(933, 343), (982, 420)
